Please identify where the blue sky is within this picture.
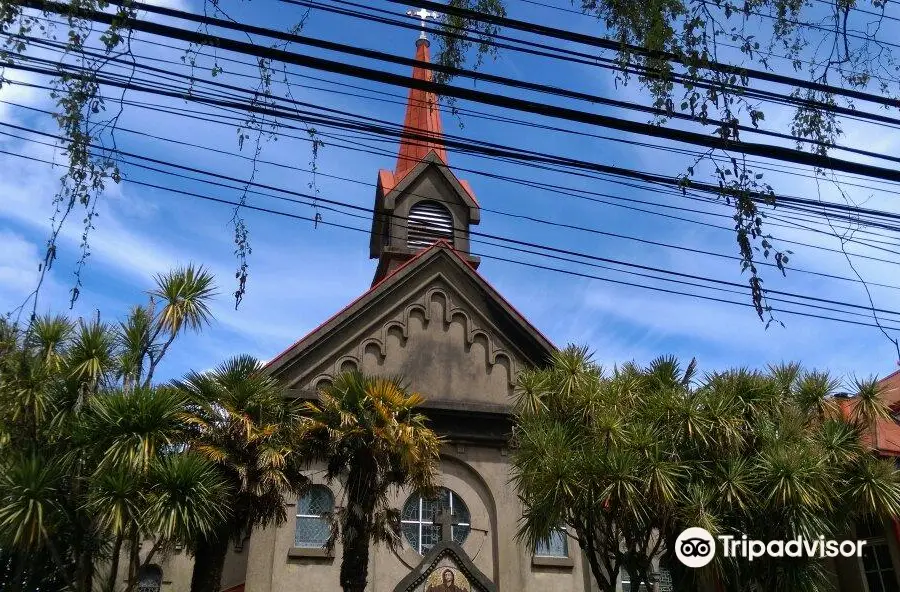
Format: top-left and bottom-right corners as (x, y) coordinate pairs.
(1, 0), (899, 385)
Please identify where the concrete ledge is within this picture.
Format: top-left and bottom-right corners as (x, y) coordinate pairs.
(531, 555), (574, 568)
(287, 547), (333, 559)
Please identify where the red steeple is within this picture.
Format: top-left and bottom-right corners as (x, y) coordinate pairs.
(395, 38), (447, 180)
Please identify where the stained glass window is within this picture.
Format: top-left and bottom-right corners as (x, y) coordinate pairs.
(401, 487), (470, 554)
(295, 485), (334, 548)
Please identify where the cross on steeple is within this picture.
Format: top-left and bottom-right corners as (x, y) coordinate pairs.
(433, 507), (459, 543)
(406, 7), (440, 40)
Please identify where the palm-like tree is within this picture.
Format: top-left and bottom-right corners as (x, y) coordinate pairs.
(512, 346), (900, 592)
(0, 264), (224, 592)
(174, 355), (309, 592)
(298, 371), (441, 592)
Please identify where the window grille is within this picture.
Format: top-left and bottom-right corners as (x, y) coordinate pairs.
(295, 486), (334, 548)
(855, 517), (898, 592)
(620, 575), (650, 592)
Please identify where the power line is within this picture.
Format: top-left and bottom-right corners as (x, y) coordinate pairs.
(282, 0), (900, 136)
(10, 100), (858, 282)
(12, 27), (900, 257)
(2, 142), (898, 331)
(6, 119), (900, 322)
(21, 0), (900, 182)
(20, 105), (895, 290)
(8, 60), (900, 266)
(510, 0), (900, 88)
(10, 50), (900, 240)
(24, 28), (900, 220)
(395, 0), (900, 109)
(15, 6), (900, 247)
(25, 28), (900, 212)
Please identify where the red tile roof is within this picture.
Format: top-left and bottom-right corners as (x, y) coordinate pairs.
(395, 39), (447, 181)
(875, 370), (900, 455)
(839, 369), (900, 456)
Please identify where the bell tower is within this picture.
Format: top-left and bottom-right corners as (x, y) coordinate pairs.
(368, 32), (480, 286)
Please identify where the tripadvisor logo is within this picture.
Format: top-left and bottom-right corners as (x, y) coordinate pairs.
(675, 527), (716, 568)
(674, 527), (868, 568)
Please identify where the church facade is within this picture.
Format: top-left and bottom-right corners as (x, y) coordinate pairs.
(127, 32), (900, 592)
(241, 32), (598, 592)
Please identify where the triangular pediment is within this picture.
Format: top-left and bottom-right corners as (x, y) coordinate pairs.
(387, 151), (480, 217)
(265, 245), (554, 410)
(393, 541), (496, 592)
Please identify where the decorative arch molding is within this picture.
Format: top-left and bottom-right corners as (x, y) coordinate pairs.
(439, 451), (500, 585)
(288, 281), (524, 392)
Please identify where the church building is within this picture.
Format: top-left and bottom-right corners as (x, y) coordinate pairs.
(129, 28), (900, 592)
(240, 29), (597, 592)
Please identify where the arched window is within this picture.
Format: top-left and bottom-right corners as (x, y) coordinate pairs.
(407, 201), (453, 249)
(535, 528), (568, 558)
(295, 485), (334, 548)
(137, 565), (162, 592)
(401, 487), (470, 554)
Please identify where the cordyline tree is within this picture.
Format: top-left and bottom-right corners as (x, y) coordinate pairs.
(298, 371), (442, 592)
(0, 265), (229, 592)
(512, 346), (900, 592)
(174, 354), (309, 592)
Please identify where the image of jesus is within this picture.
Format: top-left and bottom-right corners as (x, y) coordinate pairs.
(425, 569), (466, 592)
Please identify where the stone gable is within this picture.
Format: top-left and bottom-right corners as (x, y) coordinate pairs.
(267, 246), (553, 410)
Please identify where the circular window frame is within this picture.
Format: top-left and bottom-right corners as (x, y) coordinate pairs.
(400, 487), (471, 554)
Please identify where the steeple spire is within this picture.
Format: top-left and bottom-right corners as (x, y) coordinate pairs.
(395, 33), (447, 180)
(368, 25), (479, 286)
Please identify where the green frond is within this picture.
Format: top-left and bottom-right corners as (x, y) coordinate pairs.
(146, 453), (231, 543)
(26, 314), (74, 371)
(713, 457), (758, 513)
(646, 354), (685, 389)
(513, 369), (549, 415)
(116, 305), (155, 383)
(767, 361), (802, 394)
(81, 386), (188, 472)
(67, 318), (115, 386)
(848, 375), (891, 428)
(300, 370), (440, 554)
(793, 370), (841, 420)
(845, 455), (900, 518)
(0, 453), (65, 550)
(85, 465), (145, 535)
(817, 419), (864, 466)
(150, 264), (217, 336)
(757, 447), (831, 510)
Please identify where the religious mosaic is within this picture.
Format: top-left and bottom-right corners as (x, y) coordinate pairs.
(420, 561), (470, 592)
